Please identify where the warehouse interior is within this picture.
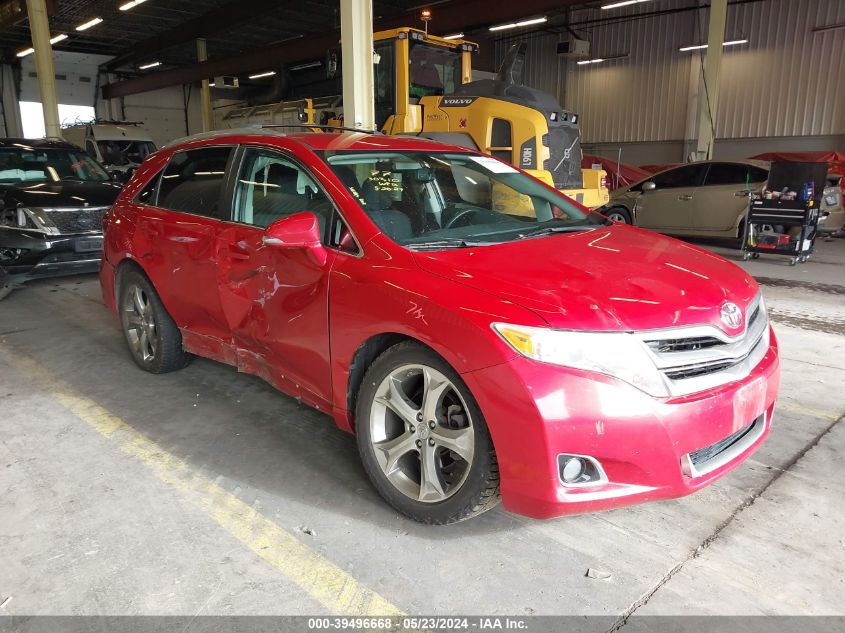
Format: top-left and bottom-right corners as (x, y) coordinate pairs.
(1, 0), (844, 629)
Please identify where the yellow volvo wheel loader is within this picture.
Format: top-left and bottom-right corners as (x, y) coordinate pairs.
(220, 27), (608, 208)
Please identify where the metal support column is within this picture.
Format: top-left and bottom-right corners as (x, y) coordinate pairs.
(694, 0), (727, 160)
(196, 38), (214, 132)
(340, 0), (375, 131)
(25, 0), (61, 138)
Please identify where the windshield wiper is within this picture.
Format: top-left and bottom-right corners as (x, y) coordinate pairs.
(518, 225), (594, 239)
(406, 238), (493, 251)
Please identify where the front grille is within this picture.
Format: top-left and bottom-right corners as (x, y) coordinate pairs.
(682, 413), (767, 477)
(638, 294), (770, 397)
(43, 207), (108, 234)
(689, 423), (757, 466)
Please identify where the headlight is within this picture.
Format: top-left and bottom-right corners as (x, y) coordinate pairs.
(492, 323), (669, 398)
(10, 207), (57, 233)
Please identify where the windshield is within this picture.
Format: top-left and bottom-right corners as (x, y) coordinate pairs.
(0, 145), (110, 185)
(409, 41), (461, 99)
(322, 150), (596, 247)
(97, 140), (156, 166)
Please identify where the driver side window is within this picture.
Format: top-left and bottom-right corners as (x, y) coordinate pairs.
(233, 148), (332, 230)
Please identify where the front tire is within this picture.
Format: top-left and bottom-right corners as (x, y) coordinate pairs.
(605, 206), (632, 224)
(355, 342), (500, 524)
(118, 269), (192, 373)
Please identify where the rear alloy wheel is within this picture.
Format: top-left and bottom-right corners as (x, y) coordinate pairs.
(356, 343), (500, 523)
(606, 207), (632, 224)
(118, 270), (192, 373)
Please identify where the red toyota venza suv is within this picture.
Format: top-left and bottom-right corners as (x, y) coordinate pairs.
(99, 130), (780, 524)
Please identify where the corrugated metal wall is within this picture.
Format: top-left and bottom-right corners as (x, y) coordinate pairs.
(494, 0), (845, 145)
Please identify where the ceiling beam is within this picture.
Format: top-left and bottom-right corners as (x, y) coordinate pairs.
(103, 0), (296, 71)
(103, 0), (581, 99)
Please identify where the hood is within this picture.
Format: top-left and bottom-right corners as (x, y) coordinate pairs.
(2, 181), (122, 208)
(413, 226), (759, 333)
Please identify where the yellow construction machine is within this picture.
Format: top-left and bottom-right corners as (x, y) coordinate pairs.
(220, 27), (608, 208)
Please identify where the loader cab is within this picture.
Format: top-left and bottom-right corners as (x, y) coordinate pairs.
(373, 28), (475, 132)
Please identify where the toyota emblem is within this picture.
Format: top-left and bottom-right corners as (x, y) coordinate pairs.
(720, 302), (743, 330)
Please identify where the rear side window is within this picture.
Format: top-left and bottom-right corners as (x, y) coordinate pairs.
(705, 163), (757, 186)
(651, 164), (708, 189)
(157, 147), (233, 218)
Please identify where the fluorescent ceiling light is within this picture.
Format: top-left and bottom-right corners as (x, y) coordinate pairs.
(208, 82), (215, 87)
(248, 71), (276, 79)
(577, 58), (605, 65)
(601, 0), (652, 10)
(489, 16), (547, 32)
(75, 17), (103, 31)
(289, 61), (321, 71)
(679, 39), (748, 52)
(16, 47), (34, 57)
(50, 34), (68, 44)
(443, 32), (464, 40)
(119, 0), (148, 10)
(139, 61), (161, 69)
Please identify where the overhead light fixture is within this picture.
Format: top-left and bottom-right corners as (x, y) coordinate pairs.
(443, 32), (464, 40)
(289, 61), (321, 71)
(208, 82), (215, 87)
(577, 58), (605, 65)
(50, 34), (68, 44)
(16, 47), (34, 57)
(248, 71), (276, 79)
(601, 0), (652, 10)
(119, 0), (148, 10)
(679, 39), (748, 52)
(75, 17), (103, 31)
(139, 61), (161, 69)
(489, 16), (547, 32)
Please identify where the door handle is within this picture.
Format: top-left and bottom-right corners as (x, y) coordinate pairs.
(678, 194), (693, 201)
(735, 190), (750, 197)
(221, 244), (251, 261)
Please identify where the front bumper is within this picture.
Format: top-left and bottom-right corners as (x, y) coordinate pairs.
(0, 228), (103, 282)
(463, 327), (780, 519)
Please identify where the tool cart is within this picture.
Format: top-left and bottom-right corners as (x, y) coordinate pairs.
(741, 161), (828, 265)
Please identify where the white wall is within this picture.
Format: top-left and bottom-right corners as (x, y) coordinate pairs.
(16, 50), (203, 146)
(496, 0), (845, 165)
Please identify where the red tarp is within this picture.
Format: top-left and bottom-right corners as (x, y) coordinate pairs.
(582, 154), (651, 190)
(747, 151), (845, 177)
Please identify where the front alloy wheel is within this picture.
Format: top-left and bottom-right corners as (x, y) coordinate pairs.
(370, 364), (474, 503)
(356, 342), (500, 524)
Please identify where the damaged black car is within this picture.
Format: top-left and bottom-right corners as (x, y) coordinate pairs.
(0, 138), (122, 300)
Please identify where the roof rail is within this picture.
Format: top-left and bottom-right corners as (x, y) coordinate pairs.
(259, 123), (379, 135)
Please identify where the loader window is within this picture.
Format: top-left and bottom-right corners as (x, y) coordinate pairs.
(374, 41), (396, 130)
(409, 41), (462, 99)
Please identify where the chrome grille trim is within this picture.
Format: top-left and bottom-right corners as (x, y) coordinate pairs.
(30, 206), (110, 235)
(637, 294), (770, 397)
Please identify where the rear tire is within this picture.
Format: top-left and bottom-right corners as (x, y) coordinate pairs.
(605, 207), (632, 224)
(355, 341), (501, 524)
(118, 269), (192, 373)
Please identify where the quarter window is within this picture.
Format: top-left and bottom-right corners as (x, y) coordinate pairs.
(157, 146), (232, 218)
(135, 171), (160, 205)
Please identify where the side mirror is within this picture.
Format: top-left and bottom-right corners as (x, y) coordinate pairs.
(642, 181), (656, 192)
(263, 212), (327, 266)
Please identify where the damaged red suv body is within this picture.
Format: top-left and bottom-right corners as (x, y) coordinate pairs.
(100, 130), (780, 524)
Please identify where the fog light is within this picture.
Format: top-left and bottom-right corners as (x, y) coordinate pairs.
(557, 453), (608, 487)
(562, 457), (585, 483)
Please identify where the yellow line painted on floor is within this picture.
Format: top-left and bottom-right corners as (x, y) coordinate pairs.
(0, 346), (403, 617)
(776, 399), (841, 422)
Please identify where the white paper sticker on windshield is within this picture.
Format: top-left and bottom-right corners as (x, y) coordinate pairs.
(469, 156), (518, 173)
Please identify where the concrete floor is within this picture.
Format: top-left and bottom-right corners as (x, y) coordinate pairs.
(1, 237), (843, 620)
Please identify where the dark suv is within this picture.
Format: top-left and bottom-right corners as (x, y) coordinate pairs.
(0, 138), (122, 299)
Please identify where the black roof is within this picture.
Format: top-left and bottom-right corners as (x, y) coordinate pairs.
(0, 138), (79, 149)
